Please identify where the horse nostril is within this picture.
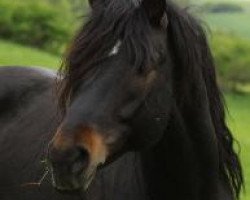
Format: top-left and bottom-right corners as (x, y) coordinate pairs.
(48, 145), (90, 174)
(71, 146), (90, 175)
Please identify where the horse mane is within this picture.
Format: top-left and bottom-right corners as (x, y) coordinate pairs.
(58, 0), (243, 198)
(58, 0), (160, 114)
(164, 2), (243, 198)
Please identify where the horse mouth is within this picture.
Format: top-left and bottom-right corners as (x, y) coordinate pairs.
(50, 165), (97, 192)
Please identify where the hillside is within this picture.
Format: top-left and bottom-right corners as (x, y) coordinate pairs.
(0, 40), (60, 69)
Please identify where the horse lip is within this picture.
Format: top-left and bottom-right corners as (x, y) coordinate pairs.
(50, 168), (81, 192)
(51, 177), (83, 192)
(53, 184), (80, 192)
(50, 165), (98, 192)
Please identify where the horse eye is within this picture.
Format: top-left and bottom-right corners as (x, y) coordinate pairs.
(118, 100), (142, 122)
(143, 51), (165, 72)
(136, 64), (155, 75)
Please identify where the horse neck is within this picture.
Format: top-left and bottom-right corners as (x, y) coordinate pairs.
(140, 117), (201, 200)
(86, 104), (225, 200)
(140, 103), (221, 200)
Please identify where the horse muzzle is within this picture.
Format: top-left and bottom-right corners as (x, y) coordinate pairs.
(47, 126), (108, 191)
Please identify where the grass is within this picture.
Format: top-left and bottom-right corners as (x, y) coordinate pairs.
(205, 12), (250, 40)
(0, 39), (60, 69)
(226, 94), (250, 200)
(194, 0), (250, 5)
(195, 0), (250, 40)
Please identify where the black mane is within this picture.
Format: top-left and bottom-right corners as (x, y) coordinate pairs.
(165, 3), (243, 197)
(58, 0), (243, 198)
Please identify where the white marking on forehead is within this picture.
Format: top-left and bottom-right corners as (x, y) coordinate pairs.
(109, 40), (122, 56)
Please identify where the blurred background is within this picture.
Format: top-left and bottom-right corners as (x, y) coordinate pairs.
(0, 0), (249, 199)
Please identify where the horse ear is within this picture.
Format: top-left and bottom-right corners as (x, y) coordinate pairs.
(142, 0), (166, 26)
(88, 0), (94, 8)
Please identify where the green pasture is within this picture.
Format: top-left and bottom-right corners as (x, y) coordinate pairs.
(226, 94), (250, 200)
(195, 0), (250, 7)
(205, 12), (250, 40)
(198, 0), (250, 39)
(0, 40), (60, 69)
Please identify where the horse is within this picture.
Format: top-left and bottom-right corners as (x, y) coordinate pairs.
(0, 0), (243, 200)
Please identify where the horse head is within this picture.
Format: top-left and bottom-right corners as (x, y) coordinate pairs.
(48, 0), (173, 191)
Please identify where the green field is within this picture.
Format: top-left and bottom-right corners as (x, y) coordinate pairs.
(0, 40), (60, 69)
(226, 94), (250, 200)
(205, 12), (250, 40)
(198, 0), (250, 40)
(194, 0), (250, 7)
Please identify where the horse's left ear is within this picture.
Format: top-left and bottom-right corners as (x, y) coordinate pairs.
(142, 0), (166, 26)
(89, 0), (93, 6)
(88, 0), (97, 8)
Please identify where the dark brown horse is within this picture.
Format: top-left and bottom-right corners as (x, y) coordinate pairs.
(0, 0), (243, 200)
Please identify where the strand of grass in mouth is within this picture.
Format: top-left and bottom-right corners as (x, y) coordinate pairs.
(21, 160), (49, 187)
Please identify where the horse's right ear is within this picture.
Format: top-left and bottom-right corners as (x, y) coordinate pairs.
(88, 0), (104, 9)
(142, 0), (166, 26)
(88, 0), (100, 8)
